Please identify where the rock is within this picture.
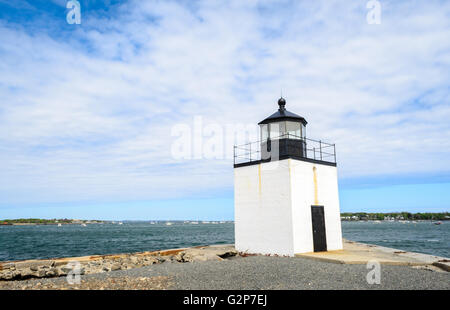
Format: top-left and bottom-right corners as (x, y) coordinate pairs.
(175, 246), (237, 263)
(58, 265), (85, 276)
(174, 252), (184, 262)
(54, 261), (70, 267)
(45, 268), (57, 277)
(15, 261), (52, 271)
(59, 266), (73, 274)
(130, 256), (139, 264)
(111, 263), (121, 271)
(1, 263), (15, 270)
(57, 268), (68, 276)
(1, 272), (14, 280)
(37, 269), (46, 277)
(0, 245), (238, 281)
(17, 268), (34, 278)
(433, 261), (450, 272)
(144, 257), (158, 265)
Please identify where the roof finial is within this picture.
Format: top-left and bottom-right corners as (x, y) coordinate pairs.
(278, 96), (286, 111)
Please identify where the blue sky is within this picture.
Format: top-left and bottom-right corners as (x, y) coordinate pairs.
(0, 0), (449, 220)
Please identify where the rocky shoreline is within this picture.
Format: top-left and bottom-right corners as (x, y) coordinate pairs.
(0, 245), (238, 281)
(1, 241), (448, 284)
(1, 242), (449, 290)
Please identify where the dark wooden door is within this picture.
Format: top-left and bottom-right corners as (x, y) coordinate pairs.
(311, 206), (327, 252)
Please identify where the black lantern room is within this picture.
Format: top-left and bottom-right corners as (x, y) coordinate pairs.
(259, 97), (308, 160)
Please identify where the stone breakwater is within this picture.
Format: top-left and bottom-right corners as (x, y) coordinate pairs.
(0, 245), (238, 281)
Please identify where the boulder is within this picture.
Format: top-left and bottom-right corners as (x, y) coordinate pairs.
(45, 268), (57, 277)
(111, 263), (121, 271)
(130, 256), (140, 264)
(37, 269), (46, 277)
(1, 272), (15, 280)
(0, 263), (15, 270)
(176, 245), (237, 262)
(18, 268), (34, 278)
(144, 256), (158, 264)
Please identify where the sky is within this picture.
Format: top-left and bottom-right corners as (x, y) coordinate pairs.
(0, 0), (449, 220)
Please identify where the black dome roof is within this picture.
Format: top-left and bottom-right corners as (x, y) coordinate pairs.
(258, 98), (307, 126)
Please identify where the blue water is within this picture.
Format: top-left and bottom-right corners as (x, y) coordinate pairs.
(0, 221), (448, 262)
(341, 221), (449, 258)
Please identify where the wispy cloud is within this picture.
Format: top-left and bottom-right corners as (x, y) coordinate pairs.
(0, 0), (449, 208)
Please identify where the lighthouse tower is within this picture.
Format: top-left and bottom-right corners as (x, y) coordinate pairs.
(233, 97), (343, 256)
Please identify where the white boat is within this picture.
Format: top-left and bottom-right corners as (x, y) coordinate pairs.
(166, 222), (173, 226)
(118, 222), (123, 225)
(81, 223), (87, 227)
(190, 221), (199, 224)
(57, 223), (62, 227)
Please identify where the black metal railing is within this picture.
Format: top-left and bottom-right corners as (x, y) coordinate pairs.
(233, 133), (336, 166)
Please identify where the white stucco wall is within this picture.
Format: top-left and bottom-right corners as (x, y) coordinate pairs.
(234, 158), (343, 256)
(290, 160), (343, 252)
(234, 160), (294, 256)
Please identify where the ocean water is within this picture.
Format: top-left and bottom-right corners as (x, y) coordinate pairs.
(341, 221), (449, 258)
(0, 221), (448, 262)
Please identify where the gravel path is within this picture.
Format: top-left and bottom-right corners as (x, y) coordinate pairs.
(1, 256), (448, 290)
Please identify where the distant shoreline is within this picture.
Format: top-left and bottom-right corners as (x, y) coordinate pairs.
(1, 219), (447, 226)
(1, 212), (448, 225)
(1, 223), (103, 226)
(0, 219), (104, 226)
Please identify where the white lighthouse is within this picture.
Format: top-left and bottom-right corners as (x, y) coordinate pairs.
(233, 97), (343, 256)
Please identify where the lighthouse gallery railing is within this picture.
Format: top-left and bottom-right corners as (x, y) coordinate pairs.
(233, 133), (336, 166)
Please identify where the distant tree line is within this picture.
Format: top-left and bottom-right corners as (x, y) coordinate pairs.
(1, 218), (73, 224)
(0, 218), (95, 225)
(340, 212), (449, 221)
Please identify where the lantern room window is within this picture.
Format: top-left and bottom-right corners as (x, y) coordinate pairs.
(286, 121), (301, 139)
(260, 121), (305, 140)
(261, 124), (269, 141)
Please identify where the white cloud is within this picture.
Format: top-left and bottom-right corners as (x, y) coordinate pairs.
(0, 0), (449, 206)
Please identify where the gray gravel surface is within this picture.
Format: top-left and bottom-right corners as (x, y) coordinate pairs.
(1, 256), (448, 290)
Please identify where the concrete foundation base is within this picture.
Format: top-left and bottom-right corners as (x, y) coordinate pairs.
(295, 239), (449, 271)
